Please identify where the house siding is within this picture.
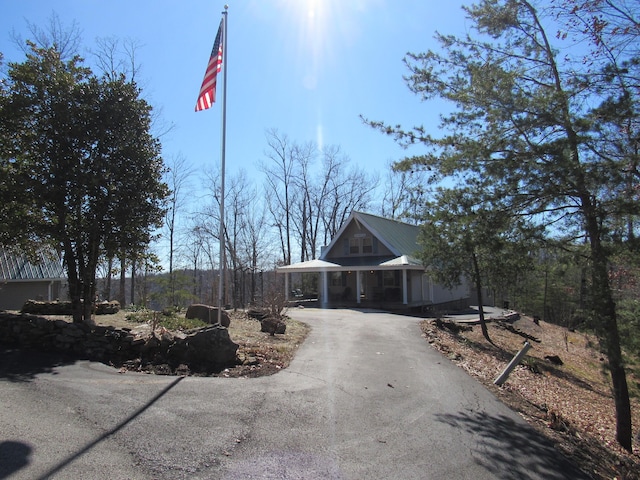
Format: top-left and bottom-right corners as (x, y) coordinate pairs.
(324, 222), (394, 260)
(0, 280), (65, 310)
(278, 211), (472, 310)
(430, 280), (469, 305)
(0, 247), (66, 311)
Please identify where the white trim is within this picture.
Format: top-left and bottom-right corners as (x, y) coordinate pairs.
(402, 270), (408, 304)
(322, 271), (328, 305)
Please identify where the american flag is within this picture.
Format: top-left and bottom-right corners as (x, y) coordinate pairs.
(195, 19), (224, 112)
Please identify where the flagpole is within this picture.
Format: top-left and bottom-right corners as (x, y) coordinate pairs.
(217, 5), (228, 324)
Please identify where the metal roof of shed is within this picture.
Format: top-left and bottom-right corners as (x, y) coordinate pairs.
(0, 247), (65, 281)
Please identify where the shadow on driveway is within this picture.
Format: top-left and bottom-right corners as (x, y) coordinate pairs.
(0, 345), (79, 382)
(434, 410), (590, 480)
(0, 441), (32, 479)
(34, 376), (184, 480)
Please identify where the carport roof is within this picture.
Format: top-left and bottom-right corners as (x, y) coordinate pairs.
(276, 255), (423, 273)
(0, 247), (65, 281)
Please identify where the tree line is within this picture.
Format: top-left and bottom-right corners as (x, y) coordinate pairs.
(158, 128), (390, 310)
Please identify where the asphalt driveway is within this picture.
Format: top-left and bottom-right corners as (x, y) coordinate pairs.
(0, 308), (589, 479)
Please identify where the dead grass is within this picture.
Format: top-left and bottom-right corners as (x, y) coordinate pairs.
(224, 311), (310, 377)
(421, 315), (640, 480)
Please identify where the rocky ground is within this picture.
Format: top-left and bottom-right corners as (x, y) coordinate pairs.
(420, 314), (640, 480)
(90, 309), (310, 378)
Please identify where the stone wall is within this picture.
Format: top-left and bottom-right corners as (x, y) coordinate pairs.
(0, 312), (238, 374)
(21, 299), (121, 316)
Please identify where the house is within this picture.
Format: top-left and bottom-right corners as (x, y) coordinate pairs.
(276, 211), (470, 310)
(0, 247), (67, 311)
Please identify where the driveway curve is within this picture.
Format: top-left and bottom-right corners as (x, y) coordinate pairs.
(0, 308), (589, 480)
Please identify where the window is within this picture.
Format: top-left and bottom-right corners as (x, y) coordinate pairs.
(383, 271), (400, 287)
(347, 235), (375, 255)
(362, 237), (373, 253)
(349, 238), (360, 254)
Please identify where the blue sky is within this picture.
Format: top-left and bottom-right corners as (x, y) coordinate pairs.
(1, 0), (469, 177)
(1, 0), (469, 265)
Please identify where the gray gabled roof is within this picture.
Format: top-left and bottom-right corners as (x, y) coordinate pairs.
(0, 247), (65, 281)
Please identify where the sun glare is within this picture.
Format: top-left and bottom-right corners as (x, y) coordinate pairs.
(283, 0), (330, 90)
(272, 0), (378, 92)
(273, 0), (377, 147)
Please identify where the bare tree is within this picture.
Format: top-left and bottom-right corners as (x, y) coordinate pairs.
(261, 130), (379, 262)
(90, 36), (143, 82)
(379, 161), (427, 224)
(260, 129), (299, 265)
(290, 141), (319, 262)
(240, 194), (274, 306)
(164, 153), (194, 305)
(11, 13), (82, 61)
(323, 161), (378, 243)
(188, 222), (209, 302)
(223, 171), (252, 308)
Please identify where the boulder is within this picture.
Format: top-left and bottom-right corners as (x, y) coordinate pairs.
(95, 300), (120, 315)
(182, 325), (239, 371)
(260, 317), (286, 335)
(185, 304), (230, 327)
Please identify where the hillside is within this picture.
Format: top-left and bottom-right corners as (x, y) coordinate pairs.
(421, 315), (640, 479)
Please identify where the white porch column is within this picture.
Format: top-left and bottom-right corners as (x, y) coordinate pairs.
(284, 273), (289, 301)
(402, 269), (408, 304)
(356, 271), (362, 304)
(322, 271), (328, 305)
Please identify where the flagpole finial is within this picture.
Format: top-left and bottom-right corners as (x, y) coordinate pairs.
(224, 4), (228, 10)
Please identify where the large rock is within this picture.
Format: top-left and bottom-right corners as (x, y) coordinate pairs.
(260, 317), (286, 335)
(95, 300), (120, 315)
(0, 311), (239, 375)
(185, 304), (230, 327)
(181, 325), (239, 371)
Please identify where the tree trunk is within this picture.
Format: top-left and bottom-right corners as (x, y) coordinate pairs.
(130, 258), (136, 306)
(590, 234), (633, 451)
(63, 240), (84, 324)
(119, 256), (126, 306)
(471, 251), (491, 343)
(169, 217), (175, 306)
(82, 278), (93, 324)
(105, 257), (112, 301)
